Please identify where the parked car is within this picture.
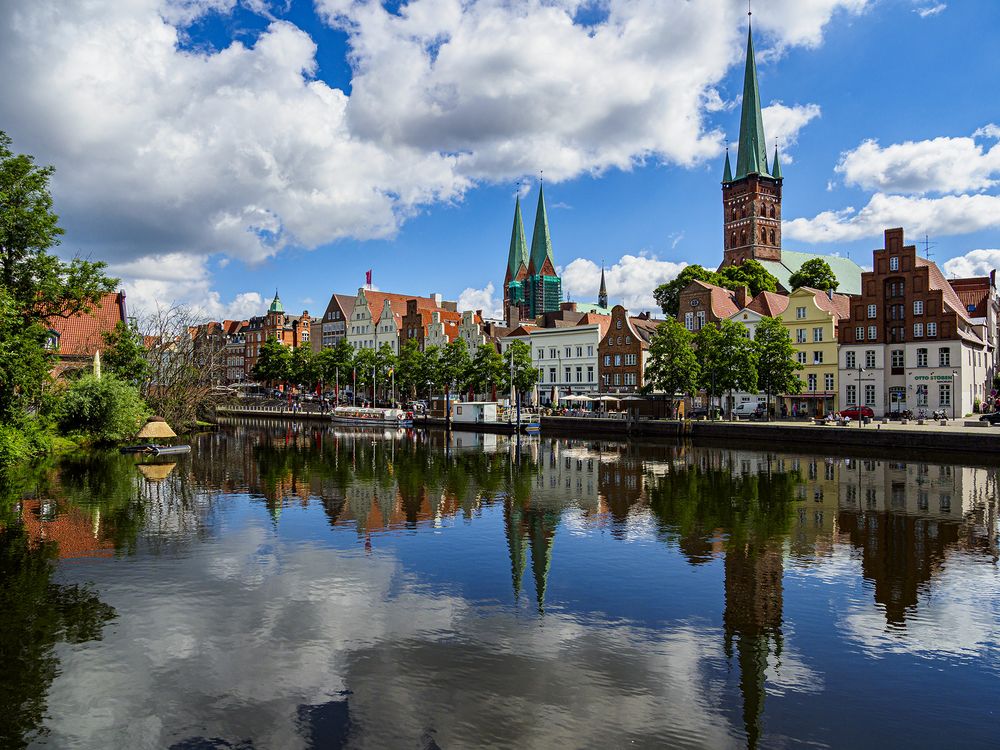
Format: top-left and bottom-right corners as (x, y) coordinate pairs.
(839, 406), (875, 420)
(979, 412), (1000, 425)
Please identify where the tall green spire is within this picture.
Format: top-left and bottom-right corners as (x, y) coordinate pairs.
(771, 143), (782, 180)
(734, 25), (770, 180)
(529, 183), (555, 272)
(723, 147), (734, 183)
(506, 195), (528, 277)
(268, 289), (283, 313)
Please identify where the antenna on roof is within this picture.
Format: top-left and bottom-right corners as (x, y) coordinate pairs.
(922, 234), (936, 261)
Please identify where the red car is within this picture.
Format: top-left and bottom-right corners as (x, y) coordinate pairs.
(839, 406), (875, 419)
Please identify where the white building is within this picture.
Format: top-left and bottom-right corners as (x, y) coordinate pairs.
(503, 323), (604, 406)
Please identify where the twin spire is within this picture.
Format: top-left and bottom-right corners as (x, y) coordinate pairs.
(725, 23), (783, 183)
(506, 183), (554, 277)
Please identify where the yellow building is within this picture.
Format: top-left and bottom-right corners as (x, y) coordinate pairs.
(781, 287), (851, 417)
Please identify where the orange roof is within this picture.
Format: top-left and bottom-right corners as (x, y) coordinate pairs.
(800, 287), (852, 320)
(949, 277), (991, 318)
(689, 280), (740, 319)
(747, 290), (790, 317)
(47, 291), (127, 357)
(916, 257), (973, 324)
(362, 290), (443, 321)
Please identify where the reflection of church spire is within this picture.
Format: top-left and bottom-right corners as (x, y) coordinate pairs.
(723, 542), (784, 750)
(504, 499), (529, 601)
(527, 509), (557, 614)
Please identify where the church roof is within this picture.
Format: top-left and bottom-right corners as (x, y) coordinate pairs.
(734, 25), (771, 180)
(758, 250), (864, 295)
(506, 195), (528, 277)
(528, 184), (555, 272)
(268, 291), (283, 313)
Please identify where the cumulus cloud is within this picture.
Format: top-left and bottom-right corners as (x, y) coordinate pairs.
(784, 192), (1000, 244)
(915, 3), (947, 18)
(562, 253), (686, 313)
(0, 0), (866, 312)
(457, 281), (502, 319)
(835, 128), (1000, 195)
(761, 102), (822, 161)
(109, 253), (264, 320)
(941, 249), (1000, 278)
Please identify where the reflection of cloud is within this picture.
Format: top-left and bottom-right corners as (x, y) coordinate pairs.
(43, 511), (760, 749)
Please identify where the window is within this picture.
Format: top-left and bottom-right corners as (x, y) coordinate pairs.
(808, 374), (817, 392)
(537, 348), (544, 359)
(865, 384), (876, 406)
(550, 367), (556, 382)
(939, 347), (950, 367)
(614, 355), (622, 366)
(939, 382), (952, 406)
(868, 304), (877, 319)
(797, 351), (807, 364)
(927, 322), (937, 337)
(565, 346), (572, 358)
(846, 351), (856, 369)
(603, 355), (611, 366)
(813, 351), (824, 364)
(865, 350), (877, 368)
(866, 325), (876, 340)
(797, 328), (807, 343)
(616, 320), (623, 329)
(917, 348), (928, 367)
(916, 384), (928, 406)
(796, 306), (807, 319)
(576, 366), (583, 382)
(891, 349), (904, 368)
(890, 256), (899, 271)
(684, 312), (694, 330)
(846, 385), (857, 405)
(813, 327), (823, 342)
(914, 322), (924, 338)
(564, 367), (571, 382)
(587, 345), (594, 357)
(587, 366), (594, 382)
(538, 368), (545, 383)
(549, 348), (557, 359)
(695, 312), (705, 330)
(856, 327), (865, 340)
(613, 373), (620, 385)
(576, 346), (583, 357)
(825, 373), (835, 390)
(914, 300), (924, 315)
(624, 373), (637, 386)
(624, 354), (637, 366)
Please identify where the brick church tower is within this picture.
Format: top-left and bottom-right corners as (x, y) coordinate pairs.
(720, 22), (784, 269)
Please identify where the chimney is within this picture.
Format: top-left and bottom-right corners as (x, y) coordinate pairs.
(827, 288), (834, 300)
(507, 304), (520, 328)
(431, 293), (443, 307)
(560, 301), (577, 312)
(735, 285), (750, 309)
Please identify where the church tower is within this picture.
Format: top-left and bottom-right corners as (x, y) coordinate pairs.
(525, 183), (562, 317)
(598, 267), (608, 309)
(503, 195), (529, 322)
(721, 22), (783, 268)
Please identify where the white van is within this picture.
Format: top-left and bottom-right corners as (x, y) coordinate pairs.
(732, 401), (765, 419)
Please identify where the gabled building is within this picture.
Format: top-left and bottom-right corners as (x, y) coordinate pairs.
(347, 288), (457, 354)
(243, 291), (311, 378)
(719, 22), (863, 295)
(313, 292), (356, 352)
(598, 306), (660, 393)
(45, 290), (129, 375)
(781, 287), (851, 416)
(504, 186), (563, 322)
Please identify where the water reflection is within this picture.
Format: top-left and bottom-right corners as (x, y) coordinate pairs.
(0, 422), (997, 748)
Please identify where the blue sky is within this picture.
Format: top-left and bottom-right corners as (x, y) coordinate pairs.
(1, 0), (998, 320)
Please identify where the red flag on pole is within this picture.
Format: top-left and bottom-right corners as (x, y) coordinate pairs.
(365, 269), (372, 287)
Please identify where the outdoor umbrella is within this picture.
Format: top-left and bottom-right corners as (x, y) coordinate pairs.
(136, 416), (177, 440)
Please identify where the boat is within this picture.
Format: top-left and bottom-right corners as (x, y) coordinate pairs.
(330, 406), (413, 427)
(120, 444), (192, 455)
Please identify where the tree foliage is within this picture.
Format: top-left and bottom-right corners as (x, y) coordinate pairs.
(439, 338), (471, 393)
(653, 265), (720, 317)
(394, 338), (424, 400)
(0, 289), (52, 423)
(252, 338), (291, 386)
(55, 375), (149, 443)
(717, 259), (778, 298)
(753, 316), (803, 412)
(507, 340), (538, 396)
(468, 343), (506, 398)
(289, 345), (316, 389)
(788, 257), (839, 292)
(696, 319), (757, 414)
(645, 317), (700, 399)
(101, 322), (150, 386)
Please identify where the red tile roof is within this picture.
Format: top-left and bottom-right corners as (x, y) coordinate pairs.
(916, 257), (974, 325)
(747, 290), (790, 317)
(949, 277), (991, 318)
(800, 287), (852, 320)
(689, 280), (740, 319)
(47, 292), (127, 357)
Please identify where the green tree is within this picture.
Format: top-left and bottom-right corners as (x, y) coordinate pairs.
(788, 257), (839, 292)
(55, 374), (149, 443)
(375, 343), (397, 402)
(653, 265), (722, 317)
(394, 338), (424, 401)
(0, 289), (51, 423)
(507, 340), (538, 398)
(468, 343), (506, 399)
(289, 346), (317, 390)
(0, 132), (116, 324)
(645, 318), (700, 415)
(352, 347), (376, 400)
(717, 259), (779, 298)
(696, 319), (758, 418)
(315, 338), (355, 397)
(420, 345), (442, 398)
(101, 322), (150, 386)
(440, 338), (472, 396)
(252, 338), (291, 388)
(753, 316), (802, 419)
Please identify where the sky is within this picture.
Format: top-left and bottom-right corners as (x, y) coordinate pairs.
(1, 0), (999, 321)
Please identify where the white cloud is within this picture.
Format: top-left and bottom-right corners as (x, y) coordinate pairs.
(835, 129), (1000, 195)
(562, 253), (686, 313)
(784, 192), (1000, 244)
(915, 3), (947, 18)
(761, 102), (822, 161)
(110, 253), (264, 320)
(457, 281), (502, 319)
(941, 249), (1000, 278)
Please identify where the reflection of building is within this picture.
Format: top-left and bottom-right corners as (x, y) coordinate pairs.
(18, 499), (115, 559)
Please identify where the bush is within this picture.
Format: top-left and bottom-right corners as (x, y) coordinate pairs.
(55, 375), (149, 444)
(0, 419), (52, 469)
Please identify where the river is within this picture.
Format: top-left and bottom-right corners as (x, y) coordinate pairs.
(1, 422), (998, 748)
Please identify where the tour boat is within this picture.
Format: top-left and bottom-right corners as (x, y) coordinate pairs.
(330, 406), (413, 427)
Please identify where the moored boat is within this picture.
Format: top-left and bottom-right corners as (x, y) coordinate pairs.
(330, 406), (413, 427)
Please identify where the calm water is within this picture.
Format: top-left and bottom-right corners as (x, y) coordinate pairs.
(2, 424), (999, 749)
